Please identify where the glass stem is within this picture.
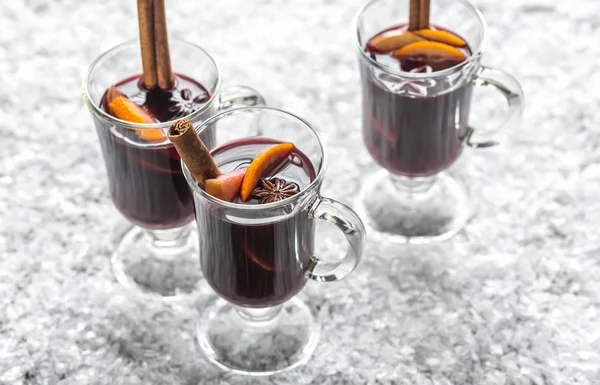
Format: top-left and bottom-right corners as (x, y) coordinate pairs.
(389, 174), (438, 199)
(145, 226), (191, 255)
(236, 306), (283, 330)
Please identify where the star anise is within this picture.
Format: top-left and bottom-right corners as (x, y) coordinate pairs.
(252, 177), (300, 204)
(168, 88), (209, 119)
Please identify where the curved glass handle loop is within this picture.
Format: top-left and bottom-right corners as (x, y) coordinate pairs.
(464, 65), (524, 148)
(219, 85), (266, 110)
(306, 197), (366, 282)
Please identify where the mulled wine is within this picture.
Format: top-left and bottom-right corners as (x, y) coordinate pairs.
(96, 73), (210, 229)
(362, 24), (473, 177)
(196, 138), (316, 308)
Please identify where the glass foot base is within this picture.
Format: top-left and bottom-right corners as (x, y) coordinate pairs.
(110, 225), (201, 299)
(355, 170), (469, 244)
(196, 297), (320, 376)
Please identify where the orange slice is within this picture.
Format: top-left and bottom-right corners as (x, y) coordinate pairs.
(245, 246), (276, 271)
(240, 142), (295, 201)
(367, 30), (424, 53)
(393, 41), (467, 61)
(108, 95), (165, 141)
(105, 85), (125, 105)
(414, 29), (467, 47)
(370, 112), (398, 142)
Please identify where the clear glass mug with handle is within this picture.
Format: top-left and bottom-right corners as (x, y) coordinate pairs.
(82, 39), (265, 298)
(354, 0), (524, 244)
(182, 106), (366, 375)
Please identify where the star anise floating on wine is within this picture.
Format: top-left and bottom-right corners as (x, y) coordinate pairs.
(169, 88), (209, 119)
(252, 177), (300, 204)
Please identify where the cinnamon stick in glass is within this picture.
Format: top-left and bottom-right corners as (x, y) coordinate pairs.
(153, 0), (174, 90)
(408, 0), (420, 30)
(168, 119), (221, 189)
(418, 0), (431, 29)
(136, 0), (157, 89)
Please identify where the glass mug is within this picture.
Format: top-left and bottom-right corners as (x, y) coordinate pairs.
(353, 0), (524, 243)
(183, 106), (366, 375)
(81, 39), (264, 298)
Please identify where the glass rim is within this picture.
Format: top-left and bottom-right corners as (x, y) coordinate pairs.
(182, 106), (329, 211)
(81, 38), (223, 130)
(352, 0), (489, 79)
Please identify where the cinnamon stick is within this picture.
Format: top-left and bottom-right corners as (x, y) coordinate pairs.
(137, 0), (157, 89)
(418, 0), (431, 29)
(153, 0), (174, 90)
(167, 119), (221, 189)
(408, 0), (420, 30)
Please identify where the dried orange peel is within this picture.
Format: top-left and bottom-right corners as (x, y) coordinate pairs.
(107, 94), (165, 142)
(414, 29), (467, 47)
(240, 142), (295, 201)
(367, 30), (424, 53)
(393, 41), (466, 61)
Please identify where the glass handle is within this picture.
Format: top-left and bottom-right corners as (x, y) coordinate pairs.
(464, 65), (524, 148)
(219, 85), (266, 110)
(306, 197), (366, 282)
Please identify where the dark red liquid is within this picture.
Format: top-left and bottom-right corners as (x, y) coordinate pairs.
(196, 138), (316, 307)
(96, 73), (210, 229)
(363, 24), (473, 177)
